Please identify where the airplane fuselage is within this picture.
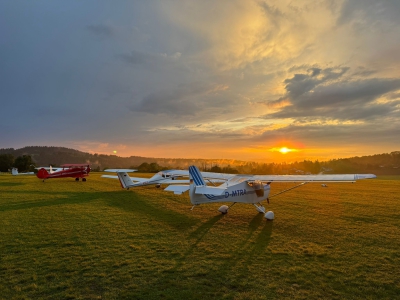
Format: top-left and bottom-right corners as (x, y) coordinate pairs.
(189, 180), (271, 205)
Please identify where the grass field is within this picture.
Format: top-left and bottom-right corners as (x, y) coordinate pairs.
(1, 173), (400, 299)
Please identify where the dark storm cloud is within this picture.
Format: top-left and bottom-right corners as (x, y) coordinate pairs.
(265, 66), (400, 121)
(283, 67), (349, 99)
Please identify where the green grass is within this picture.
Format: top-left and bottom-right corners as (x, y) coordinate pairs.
(1, 173), (400, 299)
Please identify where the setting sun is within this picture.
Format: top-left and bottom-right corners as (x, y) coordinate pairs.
(279, 147), (290, 154)
(269, 146), (299, 155)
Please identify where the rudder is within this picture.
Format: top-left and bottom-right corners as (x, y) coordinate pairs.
(116, 172), (135, 189)
(189, 165), (206, 186)
(37, 168), (49, 179)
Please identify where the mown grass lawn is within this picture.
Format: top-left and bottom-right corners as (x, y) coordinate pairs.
(1, 173), (399, 299)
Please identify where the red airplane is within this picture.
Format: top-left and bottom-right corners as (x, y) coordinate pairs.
(36, 164), (91, 182)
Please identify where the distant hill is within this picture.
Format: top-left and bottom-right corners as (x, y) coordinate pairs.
(1, 146), (399, 175)
(0, 146), (245, 170)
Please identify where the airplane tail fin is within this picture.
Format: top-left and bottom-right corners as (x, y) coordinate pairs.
(189, 165), (206, 186)
(12, 168), (18, 175)
(37, 168), (49, 179)
(116, 172), (135, 189)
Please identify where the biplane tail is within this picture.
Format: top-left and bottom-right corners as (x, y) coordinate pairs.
(36, 168), (49, 179)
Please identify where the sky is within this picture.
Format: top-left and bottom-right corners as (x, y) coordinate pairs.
(1, 0), (399, 162)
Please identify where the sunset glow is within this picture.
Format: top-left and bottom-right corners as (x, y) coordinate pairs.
(279, 147), (290, 154)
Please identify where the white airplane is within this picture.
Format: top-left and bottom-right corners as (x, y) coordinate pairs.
(165, 165), (377, 220)
(102, 169), (191, 188)
(11, 168), (34, 175)
(11, 165), (64, 176)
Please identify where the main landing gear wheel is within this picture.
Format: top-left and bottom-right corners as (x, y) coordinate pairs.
(75, 178), (79, 181)
(264, 211), (275, 221)
(218, 205), (229, 214)
(82, 178), (86, 182)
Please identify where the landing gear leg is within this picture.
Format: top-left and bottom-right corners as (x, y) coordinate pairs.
(253, 203), (266, 213)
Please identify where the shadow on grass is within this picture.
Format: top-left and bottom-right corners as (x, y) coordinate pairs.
(221, 213), (273, 267)
(0, 190), (107, 212)
(105, 192), (199, 229)
(0, 182), (25, 187)
(137, 212), (274, 297)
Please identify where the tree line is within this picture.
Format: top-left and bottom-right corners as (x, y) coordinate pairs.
(0, 154), (35, 172)
(1, 146), (400, 175)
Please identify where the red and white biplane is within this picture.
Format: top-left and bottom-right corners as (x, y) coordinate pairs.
(36, 164), (91, 182)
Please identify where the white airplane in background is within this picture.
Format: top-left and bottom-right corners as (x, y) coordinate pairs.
(11, 168), (34, 175)
(11, 165), (63, 176)
(165, 165), (377, 220)
(102, 169), (191, 188)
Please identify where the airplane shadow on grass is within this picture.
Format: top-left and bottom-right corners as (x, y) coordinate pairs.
(0, 182), (26, 187)
(138, 212), (273, 297)
(0, 190), (106, 212)
(1, 189), (198, 230)
(104, 191), (199, 230)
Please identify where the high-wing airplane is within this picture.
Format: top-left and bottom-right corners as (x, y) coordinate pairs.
(165, 165), (377, 220)
(12, 165), (64, 176)
(36, 164), (91, 181)
(11, 168), (34, 175)
(102, 169), (191, 188)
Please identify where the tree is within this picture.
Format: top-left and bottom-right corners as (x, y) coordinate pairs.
(0, 154), (14, 172)
(14, 155), (34, 172)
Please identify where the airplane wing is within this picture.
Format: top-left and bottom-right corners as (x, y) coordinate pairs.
(164, 185), (190, 195)
(158, 179), (189, 184)
(200, 171), (236, 181)
(101, 174), (148, 182)
(250, 174), (376, 182)
(161, 169), (189, 177)
(101, 175), (189, 184)
(104, 169), (137, 173)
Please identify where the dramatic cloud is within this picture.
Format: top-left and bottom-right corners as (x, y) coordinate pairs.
(263, 66), (400, 121)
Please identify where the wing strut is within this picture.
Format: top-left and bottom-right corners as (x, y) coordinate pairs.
(269, 182), (308, 198)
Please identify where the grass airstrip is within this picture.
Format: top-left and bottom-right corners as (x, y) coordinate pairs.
(1, 172), (399, 299)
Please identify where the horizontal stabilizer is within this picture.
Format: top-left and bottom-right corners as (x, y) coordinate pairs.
(101, 175), (118, 179)
(159, 179), (189, 184)
(164, 185), (190, 195)
(195, 186), (226, 195)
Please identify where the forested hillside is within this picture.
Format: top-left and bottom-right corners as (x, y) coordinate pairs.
(0, 146), (244, 171)
(1, 146), (399, 175)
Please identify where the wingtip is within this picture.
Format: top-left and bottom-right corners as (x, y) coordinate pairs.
(356, 174), (377, 179)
